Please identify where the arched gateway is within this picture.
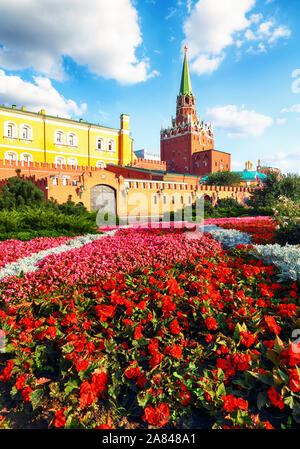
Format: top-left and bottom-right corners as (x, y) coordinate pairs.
(90, 184), (116, 214)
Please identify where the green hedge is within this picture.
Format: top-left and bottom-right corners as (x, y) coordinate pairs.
(0, 209), (99, 241)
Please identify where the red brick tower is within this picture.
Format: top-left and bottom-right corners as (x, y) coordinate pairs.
(160, 48), (230, 175)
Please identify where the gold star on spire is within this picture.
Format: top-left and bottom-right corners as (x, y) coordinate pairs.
(184, 45), (188, 53)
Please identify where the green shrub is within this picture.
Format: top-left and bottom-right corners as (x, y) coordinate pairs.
(275, 223), (300, 245)
(0, 209), (99, 238)
(0, 177), (45, 210)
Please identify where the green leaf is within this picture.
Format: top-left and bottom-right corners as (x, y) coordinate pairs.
(217, 368), (226, 381)
(137, 392), (151, 408)
(30, 389), (43, 410)
(173, 372), (183, 380)
(64, 379), (80, 396)
(216, 382), (226, 398)
(257, 392), (268, 410)
(284, 396), (294, 409)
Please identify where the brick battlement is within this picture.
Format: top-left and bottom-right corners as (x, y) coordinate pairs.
(0, 158), (104, 173)
(130, 158), (167, 171)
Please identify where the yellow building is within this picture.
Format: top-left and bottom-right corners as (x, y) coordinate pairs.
(0, 105), (134, 168)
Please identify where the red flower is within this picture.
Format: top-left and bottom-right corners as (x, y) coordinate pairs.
(54, 409), (66, 428)
(267, 387), (284, 410)
(0, 360), (14, 382)
(76, 360), (89, 372)
(46, 326), (57, 339)
(95, 305), (115, 322)
(134, 325), (143, 340)
(15, 374), (26, 390)
(205, 317), (217, 331)
(142, 403), (170, 427)
(95, 424), (114, 429)
(264, 316), (281, 335)
(240, 331), (256, 348)
(22, 386), (33, 402)
(204, 392), (212, 402)
(170, 345), (182, 359)
(170, 318), (181, 335)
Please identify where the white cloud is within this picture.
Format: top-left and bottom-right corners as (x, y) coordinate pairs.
(187, 0), (192, 13)
(0, 70), (86, 118)
(244, 20), (291, 45)
(166, 8), (177, 20)
(262, 151), (300, 174)
(183, 0), (255, 56)
(258, 20), (274, 35)
(276, 118), (287, 124)
(268, 25), (291, 43)
(190, 53), (225, 75)
(250, 13), (263, 24)
(0, 0), (157, 84)
(182, 0), (291, 75)
(281, 104), (300, 113)
(246, 42), (267, 54)
(206, 104), (274, 137)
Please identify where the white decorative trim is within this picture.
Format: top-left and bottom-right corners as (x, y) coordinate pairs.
(96, 136), (106, 151)
(67, 131), (78, 147)
(54, 129), (65, 145)
(20, 152), (33, 162)
(67, 157), (78, 166)
(0, 144), (119, 160)
(55, 155), (66, 165)
(3, 120), (18, 139)
(0, 109), (120, 134)
(124, 178), (188, 186)
(20, 123), (33, 141)
(4, 150), (18, 161)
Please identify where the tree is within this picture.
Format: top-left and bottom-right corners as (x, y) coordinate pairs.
(205, 171), (243, 186)
(249, 172), (300, 210)
(0, 177), (45, 210)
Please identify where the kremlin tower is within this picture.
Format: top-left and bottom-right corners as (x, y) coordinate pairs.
(160, 47), (231, 176)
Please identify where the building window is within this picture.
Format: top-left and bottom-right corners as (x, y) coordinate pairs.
(163, 196), (166, 205)
(55, 130), (65, 145)
(172, 196), (175, 205)
(67, 132), (77, 147)
(96, 137), (105, 151)
(20, 124), (33, 141)
(153, 195), (157, 205)
(55, 156), (66, 166)
(96, 160), (106, 168)
(5, 151), (18, 161)
(107, 139), (115, 152)
(21, 153), (33, 163)
(4, 122), (18, 139)
(67, 157), (78, 166)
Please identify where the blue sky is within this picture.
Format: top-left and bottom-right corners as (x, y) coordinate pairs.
(0, 0), (299, 173)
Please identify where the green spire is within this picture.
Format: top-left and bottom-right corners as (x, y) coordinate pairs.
(179, 46), (192, 96)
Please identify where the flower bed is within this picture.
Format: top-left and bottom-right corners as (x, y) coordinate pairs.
(0, 229), (299, 429)
(213, 218), (276, 244)
(0, 236), (72, 270)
